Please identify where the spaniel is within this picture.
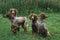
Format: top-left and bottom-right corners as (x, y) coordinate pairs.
(38, 13), (50, 37)
(29, 13), (50, 37)
(29, 13), (38, 34)
(5, 13), (28, 34)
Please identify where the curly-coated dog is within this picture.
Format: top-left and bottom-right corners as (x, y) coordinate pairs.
(29, 13), (50, 37)
(38, 13), (50, 37)
(5, 13), (28, 34)
(29, 13), (38, 34)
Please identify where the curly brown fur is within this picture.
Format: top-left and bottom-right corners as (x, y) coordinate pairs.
(8, 8), (18, 16)
(29, 13), (38, 34)
(5, 13), (28, 34)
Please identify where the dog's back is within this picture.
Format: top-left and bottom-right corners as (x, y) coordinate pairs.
(12, 17), (27, 25)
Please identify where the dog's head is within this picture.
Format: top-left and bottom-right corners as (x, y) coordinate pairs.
(5, 13), (15, 19)
(9, 8), (18, 16)
(40, 13), (48, 20)
(29, 13), (38, 21)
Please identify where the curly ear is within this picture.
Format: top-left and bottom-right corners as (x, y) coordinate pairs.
(14, 9), (18, 14)
(34, 14), (38, 20)
(13, 8), (18, 16)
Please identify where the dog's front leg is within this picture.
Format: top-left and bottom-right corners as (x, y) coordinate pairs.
(11, 25), (17, 35)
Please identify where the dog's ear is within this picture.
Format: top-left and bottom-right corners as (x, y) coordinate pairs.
(14, 9), (18, 14)
(34, 14), (38, 20)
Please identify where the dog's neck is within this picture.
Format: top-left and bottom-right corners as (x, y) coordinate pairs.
(32, 20), (37, 23)
(9, 17), (15, 23)
(40, 19), (44, 23)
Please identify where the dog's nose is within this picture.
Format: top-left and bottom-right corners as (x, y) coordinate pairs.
(12, 11), (15, 13)
(31, 16), (34, 20)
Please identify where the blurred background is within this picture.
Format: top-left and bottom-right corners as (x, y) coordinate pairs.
(0, 0), (60, 15)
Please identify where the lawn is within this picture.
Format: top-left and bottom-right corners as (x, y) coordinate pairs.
(0, 13), (60, 40)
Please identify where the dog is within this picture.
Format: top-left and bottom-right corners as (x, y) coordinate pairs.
(5, 13), (28, 34)
(38, 13), (50, 37)
(29, 13), (50, 37)
(29, 13), (38, 34)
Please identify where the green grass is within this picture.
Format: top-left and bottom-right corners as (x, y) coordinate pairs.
(0, 13), (60, 40)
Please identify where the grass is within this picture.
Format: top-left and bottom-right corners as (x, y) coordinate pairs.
(0, 13), (60, 40)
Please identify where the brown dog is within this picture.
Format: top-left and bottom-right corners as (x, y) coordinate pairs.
(38, 13), (50, 37)
(29, 13), (38, 34)
(5, 13), (28, 34)
(29, 13), (50, 37)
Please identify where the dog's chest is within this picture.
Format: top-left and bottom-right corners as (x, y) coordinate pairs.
(39, 22), (46, 29)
